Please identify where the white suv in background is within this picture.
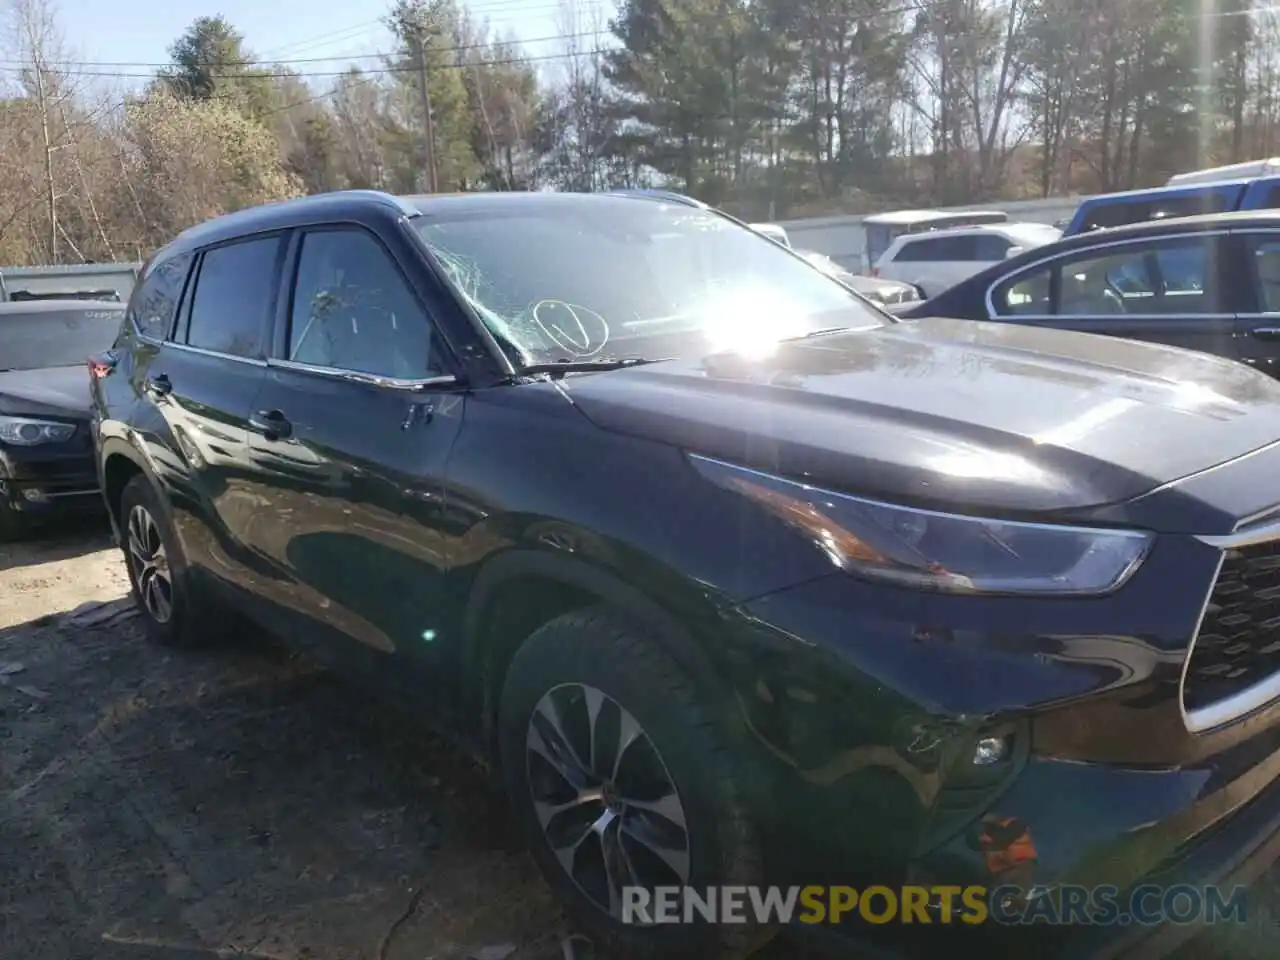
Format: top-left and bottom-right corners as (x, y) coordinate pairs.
(873, 222), (1062, 298)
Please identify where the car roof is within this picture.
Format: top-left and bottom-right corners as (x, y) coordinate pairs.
(156, 189), (724, 260)
(863, 209), (1006, 225)
(0, 298), (124, 316)
(890, 221), (1048, 243)
(1076, 178), (1274, 207)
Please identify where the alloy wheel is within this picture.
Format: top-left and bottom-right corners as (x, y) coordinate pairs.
(525, 682), (691, 919)
(126, 504), (173, 624)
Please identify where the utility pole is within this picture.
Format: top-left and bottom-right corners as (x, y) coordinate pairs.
(414, 26), (438, 194)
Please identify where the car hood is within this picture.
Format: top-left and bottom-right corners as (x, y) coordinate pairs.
(560, 317), (1280, 516)
(0, 365), (91, 418)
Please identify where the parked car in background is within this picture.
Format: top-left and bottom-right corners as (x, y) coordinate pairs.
(0, 262), (141, 303)
(92, 188), (1280, 960)
(1062, 178), (1280, 236)
(897, 209), (1280, 378)
(1168, 156), (1280, 185)
(0, 300), (123, 538)
(873, 221), (1062, 298)
(796, 248), (922, 305)
(861, 208), (1010, 273)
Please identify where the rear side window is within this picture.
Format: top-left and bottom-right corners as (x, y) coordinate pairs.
(1247, 235), (1280, 313)
(895, 235), (979, 261)
(185, 236), (282, 359)
(128, 252), (192, 340)
(972, 234), (1013, 260)
(893, 238), (939, 262)
(1256, 186), (1280, 210)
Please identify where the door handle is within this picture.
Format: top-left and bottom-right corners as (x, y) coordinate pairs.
(145, 373), (172, 397)
(401, 402), (435, 430)
(249, 409), (292, 440)
(1252, 327), (1280, 341)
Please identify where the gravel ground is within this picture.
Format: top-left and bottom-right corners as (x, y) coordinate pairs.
(2, 522), (1279, 960)
(1, 521), (568, 960)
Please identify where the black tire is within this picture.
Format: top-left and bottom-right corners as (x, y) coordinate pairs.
(499, 607), (769, 959)
(118, 473), (221, 648)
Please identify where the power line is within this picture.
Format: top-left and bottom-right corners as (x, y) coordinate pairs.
(0, 28), (609, 71)
(0, 48), (590, 82)
(9, 0), (1271, 76)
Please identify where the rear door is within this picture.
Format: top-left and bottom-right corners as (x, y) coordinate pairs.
(238, 224), (467, 696)
(1233, 228), (1280, 376)
(987, 232), (1241, 362)
(881, 235), (978, 295)
(127, 233), (286, 600)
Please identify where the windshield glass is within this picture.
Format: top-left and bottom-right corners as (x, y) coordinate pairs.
(0, 308), (123, 371)
(414, 196), (886, 365)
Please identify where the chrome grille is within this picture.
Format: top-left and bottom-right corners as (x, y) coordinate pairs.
(1183, 540), (1280, 715)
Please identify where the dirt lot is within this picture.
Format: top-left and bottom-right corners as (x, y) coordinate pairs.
(2, 524), (1279, 960)
(1, 523), (569, 960)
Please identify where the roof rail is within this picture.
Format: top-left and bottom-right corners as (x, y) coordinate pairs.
(604, 189), (709, 209)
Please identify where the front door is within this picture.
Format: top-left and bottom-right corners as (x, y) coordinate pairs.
(241, 225), (465, 699)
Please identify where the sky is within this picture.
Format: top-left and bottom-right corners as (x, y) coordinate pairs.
(48, 0), (614, 94)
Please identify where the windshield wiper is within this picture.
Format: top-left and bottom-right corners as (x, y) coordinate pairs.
(516, 357), (671, 380)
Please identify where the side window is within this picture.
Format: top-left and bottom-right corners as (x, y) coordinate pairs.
(128, 252), (192, 340)
(973, 234), (1012, 261)
(995, 236), (1219, 318)
(1247, 235), (1280, 313)
(893, 238), (938, 262)
(995, 268), (1051, 316)
(186, 236), (281, 359)
(287, 229), (444, 379)
(921, 235), (979, 261)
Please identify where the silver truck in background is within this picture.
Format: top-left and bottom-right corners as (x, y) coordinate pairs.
(0, 262), (141, 303)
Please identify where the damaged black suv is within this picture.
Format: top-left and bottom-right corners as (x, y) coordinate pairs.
(91, 189), (1280, 958)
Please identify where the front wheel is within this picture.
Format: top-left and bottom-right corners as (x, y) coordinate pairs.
(499, 607), (769, 959)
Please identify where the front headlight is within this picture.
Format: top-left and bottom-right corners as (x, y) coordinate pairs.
(0, 415), (76, 446)
(690, 455), (1153, 595)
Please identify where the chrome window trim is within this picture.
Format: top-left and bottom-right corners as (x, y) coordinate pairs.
(167, 341), (268, 367)
(1181, 518), (1280, 733)
(982, 229), (1229, 319)
(1224, 226), (1280, 235)
(267, 357), (457, 391)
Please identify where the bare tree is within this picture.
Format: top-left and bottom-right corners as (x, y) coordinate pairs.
(2, 0), (77, 262)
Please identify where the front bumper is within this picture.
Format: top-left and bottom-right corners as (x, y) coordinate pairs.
(720, 524), (1280, 956)
(0, 440), (102, 519)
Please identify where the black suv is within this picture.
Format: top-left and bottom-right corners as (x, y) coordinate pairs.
(92, 190), (1280, 958)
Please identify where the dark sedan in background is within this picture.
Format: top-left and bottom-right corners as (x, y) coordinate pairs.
(0, 299), (122, 538)
(899, 210), (1280, 377)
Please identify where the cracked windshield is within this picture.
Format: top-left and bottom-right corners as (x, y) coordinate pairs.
(6, 0), (1280, 959)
